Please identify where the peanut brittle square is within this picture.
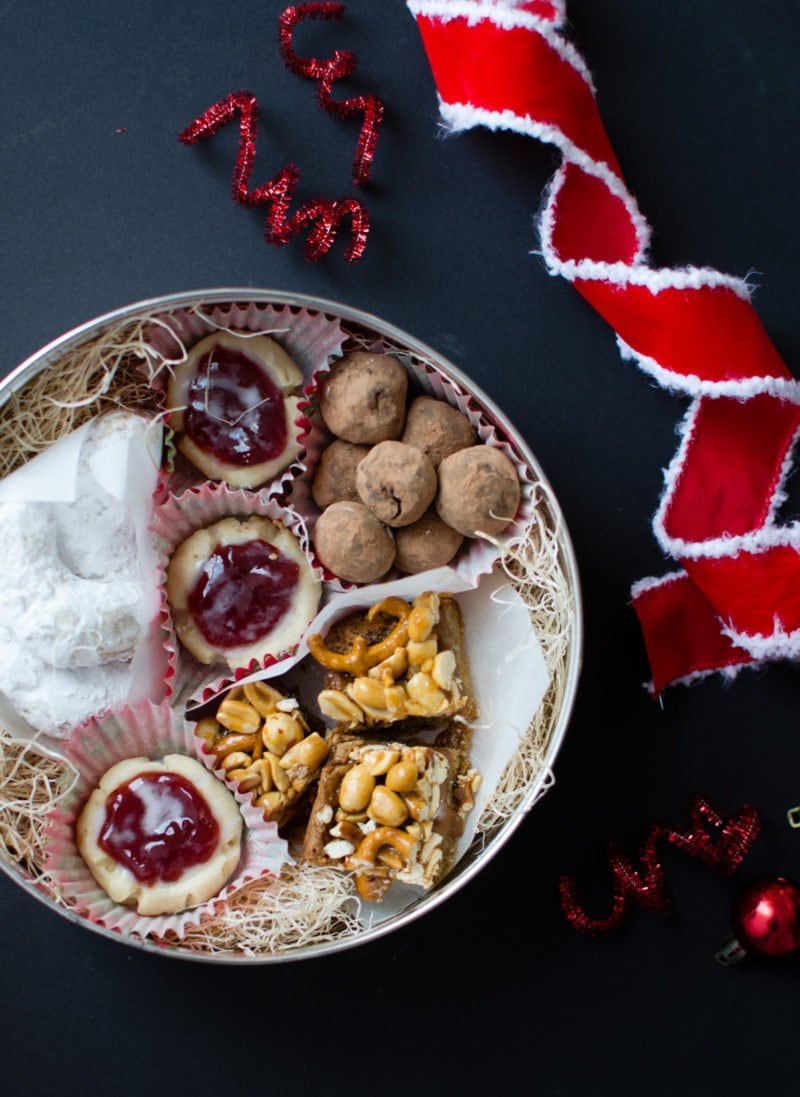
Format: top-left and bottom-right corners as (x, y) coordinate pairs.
(302, 733), (481, 902)
(308, 591), (478, 732)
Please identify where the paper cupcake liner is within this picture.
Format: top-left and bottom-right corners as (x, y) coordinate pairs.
(140, 303), (348, 502)
(290, 341), (537, 591)
(150, 480), (326, 709)
(43, 700), (291, 941)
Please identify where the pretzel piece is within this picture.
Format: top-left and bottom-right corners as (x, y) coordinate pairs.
(307, 597), (410, 676)
(345, 826), (417, 902)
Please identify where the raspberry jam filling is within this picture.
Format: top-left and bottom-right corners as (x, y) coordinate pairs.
(188, 539), (300, 649)
(98, 772), (220, 885)
(184, 344), (289, 467)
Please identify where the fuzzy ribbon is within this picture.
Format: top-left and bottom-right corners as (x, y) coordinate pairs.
(408, 0), (800, 694)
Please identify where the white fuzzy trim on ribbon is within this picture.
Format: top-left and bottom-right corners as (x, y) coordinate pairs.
(437, 106), (651, 265)
(410, 1), (593, 88)
(652, 401), (800, 560)
(646, 662), (746, 696)
(629, 570), (687, 601)
(723, 621), (800, 661)
(617, 338), (800, 401)
(413, 0), (800, 687)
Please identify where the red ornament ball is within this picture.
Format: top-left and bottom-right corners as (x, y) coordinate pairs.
(731, 876), (800, 958)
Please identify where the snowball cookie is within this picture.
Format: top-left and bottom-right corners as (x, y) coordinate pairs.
(313, 501), (396, 584)
(76, 754), (242, 916)
(436, 446), (521, 538)
(166, 331), (304, 489)
(401, 396), (477, 468)
(311, 439), (370, 508)
(394, 512), (464, 574)
(355, 441), (437, 528)
(319, 352), (408, 444)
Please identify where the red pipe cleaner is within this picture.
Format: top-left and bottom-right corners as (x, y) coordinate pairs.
(559, 796), (761, 935)
(278, 3), (384, 187)
(178, 90), (369, 263)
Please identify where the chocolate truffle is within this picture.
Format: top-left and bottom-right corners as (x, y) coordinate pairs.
(436, 446), (521, 538)
(355, 441), (437, 528)
(313, 501), (396, 584)
(311, 440), (370, 508)
(401, 396), (477, 468)
(319, 353), (408, 444)
(394, 512), (464, 574)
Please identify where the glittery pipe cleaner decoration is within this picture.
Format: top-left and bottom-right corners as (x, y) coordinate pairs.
(559, 796), (761, 936)
(278, 3), (384, 187)
(178, 90), (370, 262)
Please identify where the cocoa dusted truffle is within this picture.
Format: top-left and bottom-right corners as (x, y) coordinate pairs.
(436, 446), (521, 538)
(313, 501), (396, 584)
(394, 512), (464, 574)
(401, 396), (477, 468)
(311, 440), (370, 508)
(355, 441), (437, 528)
(319, 353), (408, 444)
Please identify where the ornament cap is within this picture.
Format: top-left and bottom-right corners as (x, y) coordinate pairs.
(714, 937), (748, 966)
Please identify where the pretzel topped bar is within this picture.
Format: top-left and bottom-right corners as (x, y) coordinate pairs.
(308, 591), (478, 731)
(302, 733), (481, 902)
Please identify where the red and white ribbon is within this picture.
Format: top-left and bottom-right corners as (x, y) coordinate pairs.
(408, 0), (800, 694)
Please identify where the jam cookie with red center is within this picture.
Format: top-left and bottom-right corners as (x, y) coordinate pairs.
(166, 515), (321, 669)
(76, 753), (242, 916)
(166, 331), (305, 489)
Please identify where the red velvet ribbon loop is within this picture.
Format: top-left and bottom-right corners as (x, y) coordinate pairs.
(409, 0), (800, 692)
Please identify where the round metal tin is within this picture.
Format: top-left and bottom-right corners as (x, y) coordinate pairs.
(0, 288), (583, 962)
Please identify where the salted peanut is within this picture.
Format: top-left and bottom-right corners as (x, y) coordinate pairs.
(243, 681), (283, 717)
(280, 733), (329, 782)
(336, 809), (369, 824)
(214, 733), (257, 760)
(385, 760), (418, 793)
(249, 758), (273, 793)
(424, 848), (444, 886)
(349, 676), (391, 712)
(406, 639), (438, 667)
(255, 790), (285, 816)
(228, 767), (262, 793)
(339, 764), (376, 813)
(330, 818), (363, 845)
(195, 717), (220, 747)
(217, 698), (262, 736)
(405, 671), (448, 714)
(324, 839), (356, 860)
(368, 785), (409, 827)
(361, 748), (400, 776)
(221, 751), (252, 772)
(431, 650), (456, 691)
(266, 752), (291, 793)
(262, 712), (305, 756)
(407, 594), (440, 641)
(383, 684), (409, 713)
(403, 791), (430, 822)
(367, 647), (408, 682)
(317, 689), (364, 724)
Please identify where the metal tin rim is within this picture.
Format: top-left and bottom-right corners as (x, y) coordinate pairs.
(0, 288), (584, 963)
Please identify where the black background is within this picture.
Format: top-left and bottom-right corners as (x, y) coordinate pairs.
(2, 2), (800, 1094)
